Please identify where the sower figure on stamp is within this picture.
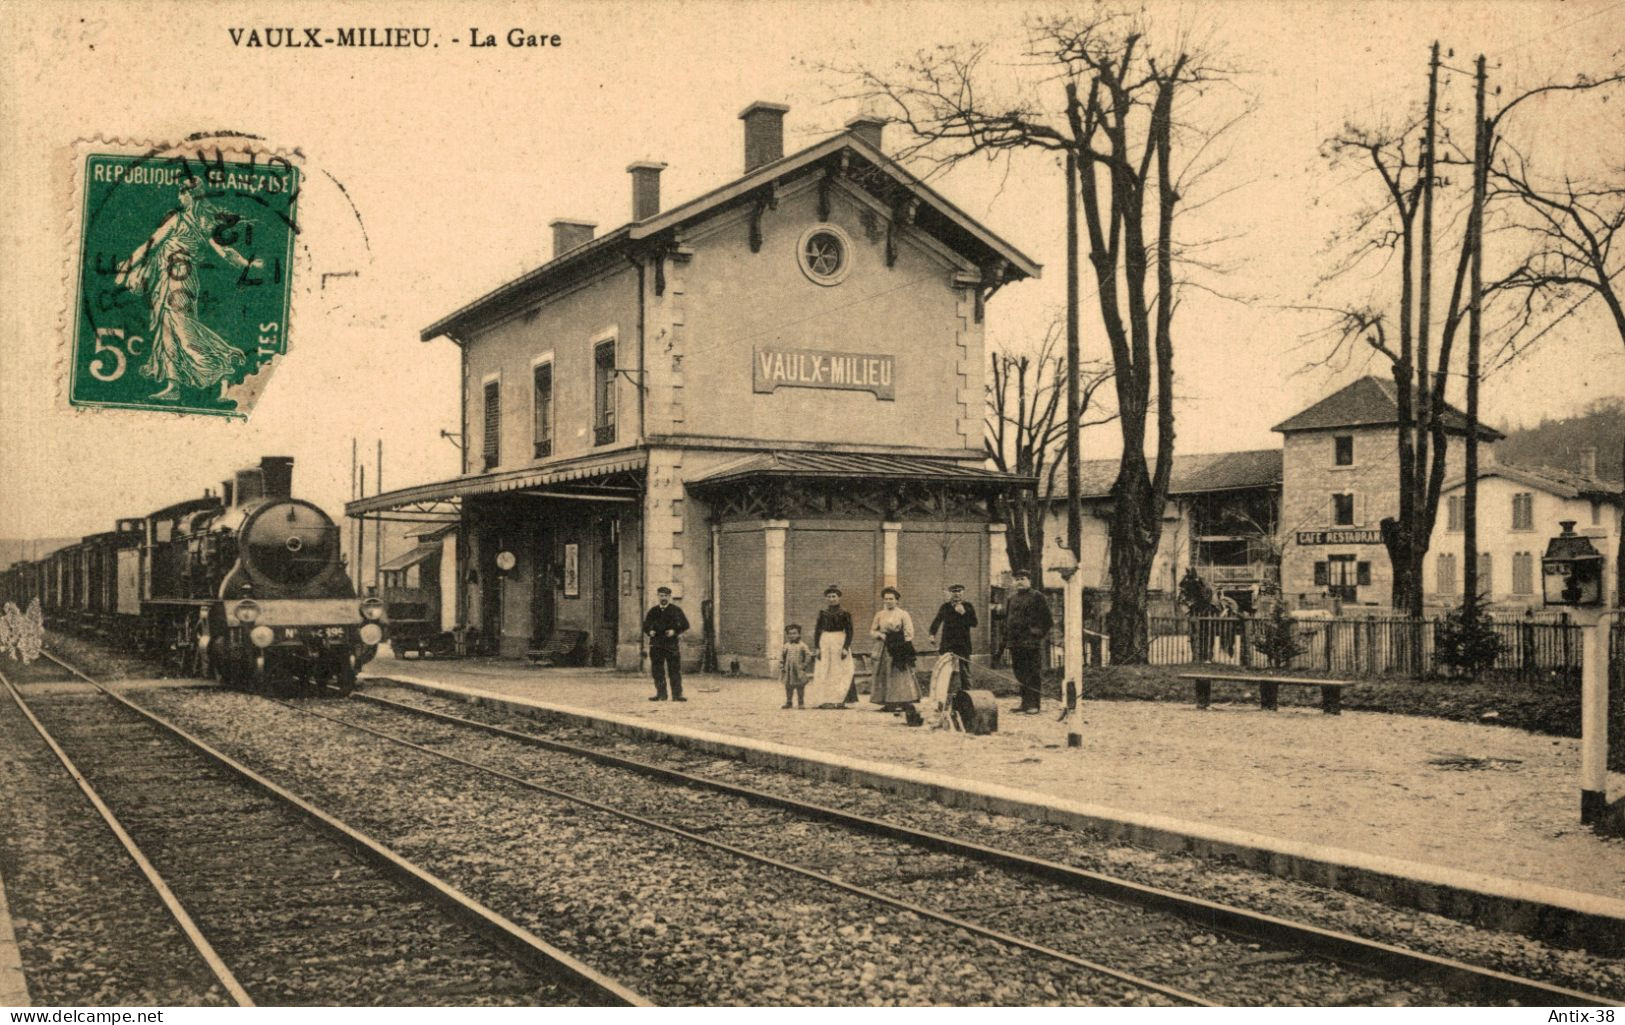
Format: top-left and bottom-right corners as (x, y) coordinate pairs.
(642, 586), (689, 701)
(1004, 570), (1052, 714)
(928, 583), (978, 697)
(117, 176), (260, 400)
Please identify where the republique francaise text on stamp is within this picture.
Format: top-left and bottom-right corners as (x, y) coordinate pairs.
(70, 145), (300, 419)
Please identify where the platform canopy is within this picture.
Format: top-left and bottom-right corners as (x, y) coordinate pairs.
(345, 451), (647, 521)
(687, 450), (1031, 521)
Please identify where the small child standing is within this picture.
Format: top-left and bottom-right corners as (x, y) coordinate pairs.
(778, 624), (812, 709)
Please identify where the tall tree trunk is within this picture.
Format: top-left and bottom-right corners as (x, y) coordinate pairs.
(1106, 468), (1156, 662)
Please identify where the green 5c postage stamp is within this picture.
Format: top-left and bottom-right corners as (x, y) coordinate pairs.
(71, 146), (300, 418)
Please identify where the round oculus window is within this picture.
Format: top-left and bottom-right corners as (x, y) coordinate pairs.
(797, 225), (852, 286)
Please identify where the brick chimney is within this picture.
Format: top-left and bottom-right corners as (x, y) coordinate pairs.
(845, 114), (886, 151)
(739, 101), (790, 173)
(627, 162), (666, 221)
(549, 219), (596, 259)
(1580, 445), (1598, 478)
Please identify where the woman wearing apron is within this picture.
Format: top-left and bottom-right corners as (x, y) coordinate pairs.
(805, 585), (855, 708)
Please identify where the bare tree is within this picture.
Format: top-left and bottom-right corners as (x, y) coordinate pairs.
(835, 10), (1238, 661)
(1308, 108), (1476, 626)
(1479, 74), (1625, 363)
(984, 325), (1114, 581)
(1308, 59), (1623, 637)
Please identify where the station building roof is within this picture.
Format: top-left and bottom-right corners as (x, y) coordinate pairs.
(420, 129), (1042, 344)
(687, 451), (1033, 491)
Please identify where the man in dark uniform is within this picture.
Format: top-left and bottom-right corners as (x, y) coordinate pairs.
(928, 584), (978, 690)
(642, 586), (690, 701)
(1004, 570), (1052, 714)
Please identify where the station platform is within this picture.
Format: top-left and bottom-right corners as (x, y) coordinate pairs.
(360, 652), (1625, 950)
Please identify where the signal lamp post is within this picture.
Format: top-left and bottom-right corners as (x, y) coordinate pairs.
(1542, 521), (1619, 832)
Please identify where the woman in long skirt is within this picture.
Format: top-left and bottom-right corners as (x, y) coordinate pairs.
(804, 585), (855, 708)
(868, 587), (919, 710)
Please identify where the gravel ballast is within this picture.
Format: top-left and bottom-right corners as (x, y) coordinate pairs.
(353, 683), (1625, 1002)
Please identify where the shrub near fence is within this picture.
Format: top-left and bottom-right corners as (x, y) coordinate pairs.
(1144, 614), (1625, 683)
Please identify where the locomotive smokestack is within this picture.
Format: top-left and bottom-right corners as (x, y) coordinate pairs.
(261, 456), (294, 500)
(221, 480), (235, 506)
(235, 467), (265, 505)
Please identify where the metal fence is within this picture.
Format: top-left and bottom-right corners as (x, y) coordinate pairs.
(1136, 614), (1625, 680)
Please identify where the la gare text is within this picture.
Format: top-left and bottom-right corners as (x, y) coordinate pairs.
(226, 27), (563, 49)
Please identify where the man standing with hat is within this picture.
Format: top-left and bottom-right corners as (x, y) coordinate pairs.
(928, 584), (978, 689)
(1004, 570), (1052, 714)
(643, 586), (690, 701)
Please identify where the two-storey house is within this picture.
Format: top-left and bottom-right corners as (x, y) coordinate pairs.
(349, 104), (1038, 671)
(1424, 446), (1623, 610)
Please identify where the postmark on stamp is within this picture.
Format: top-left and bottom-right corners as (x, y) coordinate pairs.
(71, 145), (300, 418)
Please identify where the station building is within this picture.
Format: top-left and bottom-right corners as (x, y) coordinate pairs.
(347, 104), (1038, 673)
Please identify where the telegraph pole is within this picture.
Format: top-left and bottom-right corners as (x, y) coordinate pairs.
(374, 438), (383, 596)
(1412, 41), (1440, 622)
(1462, 54), (1487, 614)
(1061, 148), (1084, 740)
(350, 437), (360, 591)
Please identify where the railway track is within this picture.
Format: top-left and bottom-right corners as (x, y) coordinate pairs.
(1, 653), (646, 1007)
(126, 669), (1619, 1006)
(319, 691), (1623, 1006)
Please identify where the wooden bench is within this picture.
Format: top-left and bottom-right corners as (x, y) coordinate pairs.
(527, 629), (589, 667)
(1177, 672), (1349, 715)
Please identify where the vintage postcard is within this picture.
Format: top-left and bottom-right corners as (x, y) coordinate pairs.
(1, 0), (1623, 1013)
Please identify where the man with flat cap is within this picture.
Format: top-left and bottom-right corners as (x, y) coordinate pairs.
(1004, 570), (1052, 714)
(928, 583), (978, 690)
(642, 586), (690, 701)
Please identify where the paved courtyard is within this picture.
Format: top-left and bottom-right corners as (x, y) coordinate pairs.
(363, 652), (1625, 901)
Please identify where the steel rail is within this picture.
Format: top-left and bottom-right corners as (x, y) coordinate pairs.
(356, 689), (1620, 1008)
(37, 651), (650, 1008)
(272, 695), (1215, 1007)
(0, 666), (255, 1007)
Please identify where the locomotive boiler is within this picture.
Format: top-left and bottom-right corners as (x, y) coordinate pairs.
(0, 456), (382, 695)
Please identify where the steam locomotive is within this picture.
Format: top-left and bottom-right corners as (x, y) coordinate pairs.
(0, 456), (382, 694)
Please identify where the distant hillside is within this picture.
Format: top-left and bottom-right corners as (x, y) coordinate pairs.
(1497, 397), (1625, 480)
(0, 538), (80, 572)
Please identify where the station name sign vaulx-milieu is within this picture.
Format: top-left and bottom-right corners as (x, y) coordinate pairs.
(753, 346), (896, 401)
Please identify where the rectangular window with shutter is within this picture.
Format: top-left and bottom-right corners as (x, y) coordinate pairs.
(1447, 495), (1463, 532)
(593, 340), (616, 446)
(1357, 561), (1371, 586)
(482, 379), (500, 471)
(1511, 492), (1533, 530)
(1313, 561), (1328, 586)
(1478, 552), (1493, 594)
(1512, 552), (1533, 595)
(1437, 553), (1457, 594)
(533, 362), (553, 459)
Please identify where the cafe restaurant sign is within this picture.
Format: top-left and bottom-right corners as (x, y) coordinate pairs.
(1296, 529), (1382, 546)
(753, 346), (895, 401)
